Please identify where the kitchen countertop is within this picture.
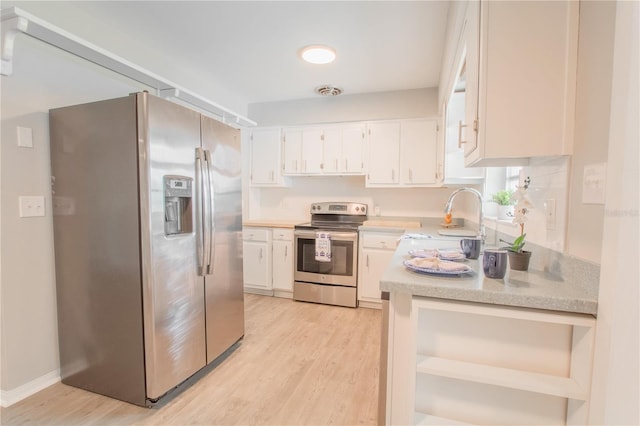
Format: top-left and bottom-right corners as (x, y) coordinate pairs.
(242, 219), (303, 229)
(359, 216), (477, 237)
(381, 238), (598, 316)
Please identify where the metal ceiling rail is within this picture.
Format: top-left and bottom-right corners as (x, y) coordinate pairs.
(1, 6), (256, 127)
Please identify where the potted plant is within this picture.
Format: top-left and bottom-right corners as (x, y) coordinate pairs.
(491, 189), (514, 220)
(500, 177), (533, 271)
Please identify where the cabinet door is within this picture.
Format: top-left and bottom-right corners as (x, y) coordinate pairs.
(282, 129), (302, 174)
(341, 124), (366, 174)
(367, 122), (400, 185)
(444, 92), (485, 183)
(359, 249), (394, 302)
(401, 119), (438, 185)
(272, 240), (293, 292)
(466, 1), (578, 165)
(242, 240), (271, 290)
(250, 128), (282, 185)
(463, 0), (480, 158)
(322, 127), (342, 174)
(301, 128), (324, 174)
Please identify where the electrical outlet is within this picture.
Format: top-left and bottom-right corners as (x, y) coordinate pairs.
(545, 199), (556, 229)
(19, 196), (45, 217)
(582, 163), (607, 204)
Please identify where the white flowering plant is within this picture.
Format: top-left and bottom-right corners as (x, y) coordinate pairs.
(500, 177), (533, 253)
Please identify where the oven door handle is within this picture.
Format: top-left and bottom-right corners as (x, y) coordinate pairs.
(295, 230), (358, 242)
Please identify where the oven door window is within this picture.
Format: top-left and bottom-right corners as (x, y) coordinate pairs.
(296, 237), (353, 276)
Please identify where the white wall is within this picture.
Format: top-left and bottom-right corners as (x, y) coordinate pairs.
(250, 176), (456, 222)
(565, 0), (616, 263)
(0, 34), (154, 404)
(248, 88), (438, 127)
(589, 1), (639, 423)
(1, 1), (247, 116)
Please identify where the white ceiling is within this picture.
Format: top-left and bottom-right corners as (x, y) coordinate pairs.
(53, 1), (451, 107)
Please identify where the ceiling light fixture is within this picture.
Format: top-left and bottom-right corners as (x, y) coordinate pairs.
(300, 45), (336, 64)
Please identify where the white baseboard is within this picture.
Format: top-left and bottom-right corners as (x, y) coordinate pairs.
(358, 299), (382, 309)
(0, 369), (60, 407)
(273, 289), (293, 299)
(243, 287), (274, 296)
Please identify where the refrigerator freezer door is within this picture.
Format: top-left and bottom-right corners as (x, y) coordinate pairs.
(138, 94), (207, 400)
(201, 115), (245, 363)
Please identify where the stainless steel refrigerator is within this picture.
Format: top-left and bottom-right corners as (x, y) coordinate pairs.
(49, 92), (244, 406)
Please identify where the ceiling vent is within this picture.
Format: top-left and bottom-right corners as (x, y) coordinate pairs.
(315, 85), (343, 96)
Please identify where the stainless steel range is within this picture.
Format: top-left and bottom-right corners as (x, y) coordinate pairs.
(294, 202), (368, 308)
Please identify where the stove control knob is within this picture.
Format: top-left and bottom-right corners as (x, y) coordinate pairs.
(355, 206), (360, 212)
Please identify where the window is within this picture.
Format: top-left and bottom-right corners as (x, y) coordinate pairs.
(505, 167), (522, 191)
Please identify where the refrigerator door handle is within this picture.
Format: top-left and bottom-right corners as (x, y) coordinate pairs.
(201, 149), (212, 276)
(204, 149), (215, 275)
(195, 148), (206, 276)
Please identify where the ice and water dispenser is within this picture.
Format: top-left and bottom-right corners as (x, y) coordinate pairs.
(164, 176), (193, 236)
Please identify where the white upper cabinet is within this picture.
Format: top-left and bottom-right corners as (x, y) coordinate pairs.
(400, 119), (438, 186)
(462, 0), (579, 166)
(283, 124), (365, 176)
(249, 127), (284, 186)
(366, 121), (401, 185)
(367, 119), (439, 187)
(323, 123), (366, 174)
(442, 90), (485, 184)
(282, 127), (323, 174)
(463, 0), (480, 159)
(281, 128), (302, 174)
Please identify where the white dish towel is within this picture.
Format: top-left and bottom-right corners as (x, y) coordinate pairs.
(315, 231), (332, 262)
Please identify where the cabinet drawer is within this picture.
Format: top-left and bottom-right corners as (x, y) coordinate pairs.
(361, 233), (401, 250)
(243, 228), (270, 242)
(272, 229), (293, 241)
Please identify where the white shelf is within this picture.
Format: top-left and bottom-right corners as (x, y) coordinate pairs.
(415, 412), (474, 425)
(416, 355), (588, 400)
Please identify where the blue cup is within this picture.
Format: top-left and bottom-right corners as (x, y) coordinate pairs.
(483, 249), (508, 279)
(460, 238), (481, 259)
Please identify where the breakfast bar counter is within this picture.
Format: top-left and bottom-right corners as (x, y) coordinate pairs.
(381, 238), (599, 316)
(381, 238), (600, 425)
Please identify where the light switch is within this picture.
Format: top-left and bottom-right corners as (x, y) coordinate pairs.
(582, 163), (607, 205)
(19, 196), (45, 217)
(17, 126), (33, 148)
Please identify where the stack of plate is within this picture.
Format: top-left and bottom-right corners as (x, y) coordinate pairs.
(403, 256), (472, 276)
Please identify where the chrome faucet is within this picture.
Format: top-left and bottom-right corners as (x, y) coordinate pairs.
(444, 187), (485, 242)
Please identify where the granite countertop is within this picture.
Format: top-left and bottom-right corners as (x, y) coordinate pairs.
(381, 238), (598, 316)
(360, 216), (478, 237)
(242, 219), (303, 229)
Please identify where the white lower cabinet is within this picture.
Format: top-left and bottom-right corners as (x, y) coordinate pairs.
(242, 227), (294, 298)
(242, 227), (272, 294)
(358, 231), (402, 308)
(271, 229), (294, 297)
(386, 294), (596, 425)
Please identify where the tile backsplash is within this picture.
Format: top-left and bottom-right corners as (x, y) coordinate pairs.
(485, 156), (570, 252)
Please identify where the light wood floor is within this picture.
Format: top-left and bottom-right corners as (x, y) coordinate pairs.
(1, 294), (382, 425)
